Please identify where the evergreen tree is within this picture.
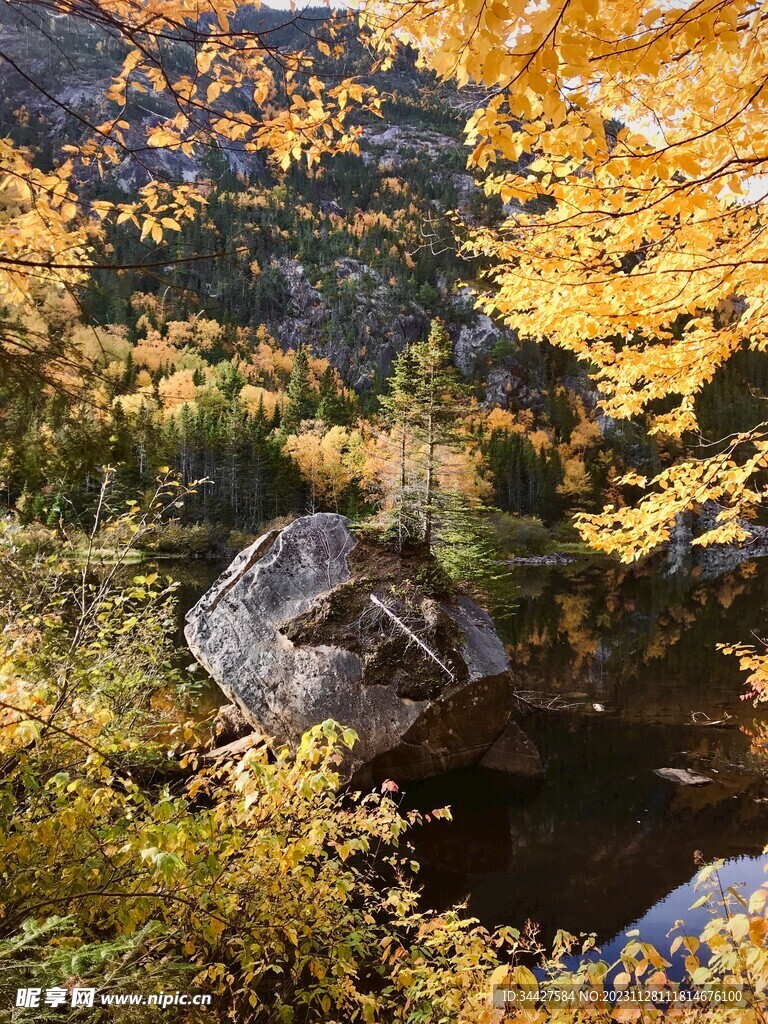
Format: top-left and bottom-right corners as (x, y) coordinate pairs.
(379, 346), (419, 549)
(381, 319), (469, 553)
(316, 367), (347, 426)
(122, 350), (137, 389)
(218, 362), (246, 402)
(282, 345), (316, 433)
(431, 492), (511, 610)
(410, 319), (468, 552)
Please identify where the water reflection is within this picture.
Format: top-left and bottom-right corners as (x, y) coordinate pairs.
(161, 552), (768, 947)
(501, 558), (768, 730)
(593, 855), (766, 978)
(404, 558), (768, 945)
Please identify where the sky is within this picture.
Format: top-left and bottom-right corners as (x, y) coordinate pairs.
(264, 1), (342, 8)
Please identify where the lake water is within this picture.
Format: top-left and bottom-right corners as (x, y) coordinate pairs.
(168, 553), (768, 962)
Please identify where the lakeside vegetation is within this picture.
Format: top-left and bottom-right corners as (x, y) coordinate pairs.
(1, 489), (767, 1022)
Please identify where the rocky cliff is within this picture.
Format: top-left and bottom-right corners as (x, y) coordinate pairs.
(185, 514), (541, 784)
(665, 501), (768, 579)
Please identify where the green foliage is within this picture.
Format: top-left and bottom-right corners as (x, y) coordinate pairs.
(142, 521), (226, 557)
(282, 345), (316, 434)
(492, 513), (551, 556)
(1, 476), (767, 1024)
(0, 499), (512, 1020)
(482, 429), (564, 522)
(317, 366), (351, 426)
(431, 495), (513, 611)
(379, 319), (471, 552)
(0, 918), (189, 1022)
(410, 559), (454, 599)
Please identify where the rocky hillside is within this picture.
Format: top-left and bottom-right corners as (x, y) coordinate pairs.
(0, 3), (528, 395)
(6, 2), (767, 542)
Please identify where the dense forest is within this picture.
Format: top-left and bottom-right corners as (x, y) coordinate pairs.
(3, 3), (766, 562)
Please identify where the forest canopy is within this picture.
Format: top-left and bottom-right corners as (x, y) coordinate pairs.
(353, 0), (768, 559)
(3, 0), (768, 559)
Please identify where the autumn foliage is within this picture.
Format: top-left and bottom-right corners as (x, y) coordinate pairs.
(351, 0), (768, 564)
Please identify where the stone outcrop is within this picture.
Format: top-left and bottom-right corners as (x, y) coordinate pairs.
(454, 314), (504, 377)
(274, 257), (428, 389)
(506, 553), (576, 567)
(185, 514), (542, 784)
(213, 703), (252, 745)
(665, 501), (768, 579)
(362, 125), (462, 171)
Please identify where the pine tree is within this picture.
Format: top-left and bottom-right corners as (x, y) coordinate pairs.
(316, 366), (347, 426)
(380, 319), (469, 553)
(431, 492), (510, 610)
(379, 346), (419, 549)
(410, 319), (468, 552)
(123, 349), (137, 389)
(282, 345), (315, 433)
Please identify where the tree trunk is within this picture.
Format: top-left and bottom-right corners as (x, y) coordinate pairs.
(398, 417), (407, 550)
(424, 409), (434, 553)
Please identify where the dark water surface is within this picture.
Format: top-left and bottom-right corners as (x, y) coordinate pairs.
(167, 554), (768, 957)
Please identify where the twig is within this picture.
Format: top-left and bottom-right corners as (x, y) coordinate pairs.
(369, 595), (455, 682)
(514, 690), (586, 712)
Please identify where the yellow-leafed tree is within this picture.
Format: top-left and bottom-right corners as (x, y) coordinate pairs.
(358, 0), (768, 562)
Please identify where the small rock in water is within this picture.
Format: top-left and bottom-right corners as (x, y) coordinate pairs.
(654, 767), (713, 786)
(592, 702), (605, 712)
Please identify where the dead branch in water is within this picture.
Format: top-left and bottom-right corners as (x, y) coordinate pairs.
(513, 690), (587, 712)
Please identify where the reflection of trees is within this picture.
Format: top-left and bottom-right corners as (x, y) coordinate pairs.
(504, 561), (767, 707)
(554, 591), (599, 673)
(408, 714), (768, 943)
(741, 719), (768, 771)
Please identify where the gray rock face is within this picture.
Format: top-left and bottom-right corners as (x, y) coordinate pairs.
(273, 258), (536, 391)
(274, 258), (428, 388)
(454, 315), (503, 376)
(484, 364), (535, 409)
(665, 500), (768, 579)
(665, 514), (694, 577)
(185, 514), (541, 784)
(362, 125), (462, 171)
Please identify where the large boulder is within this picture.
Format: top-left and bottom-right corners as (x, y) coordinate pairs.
(185, 514), (542, 785)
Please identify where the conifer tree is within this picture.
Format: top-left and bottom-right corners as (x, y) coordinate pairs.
(122, 350), (136, 389)
(378, 345), (419, 549)
(282, 346), (316, 434)
(410, 319), (468, 552)
(316, 367), (347, 427)
(380, 320), (469, 553)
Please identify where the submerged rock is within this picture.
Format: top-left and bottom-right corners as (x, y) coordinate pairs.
(185, 513), (541, 784)
(654, 767), (713, 786)
(479, 722), (543, 777)
(213, 703), (252, 745)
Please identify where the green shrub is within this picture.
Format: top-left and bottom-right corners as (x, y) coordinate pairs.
(491, 513), (550, 555)
(143, 521), (225, 556)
